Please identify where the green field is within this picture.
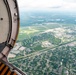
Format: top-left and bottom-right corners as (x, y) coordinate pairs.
(18, 23), (62, 40)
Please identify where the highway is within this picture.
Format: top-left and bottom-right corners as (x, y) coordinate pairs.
(9, 39), (76, 63)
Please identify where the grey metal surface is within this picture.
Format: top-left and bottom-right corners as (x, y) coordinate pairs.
(0, 0), (9, 43)
(0, 42), (6, 52)
(0, 0), (19, 53)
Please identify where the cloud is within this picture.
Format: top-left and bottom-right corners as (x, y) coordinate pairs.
(18, 0), (76, 11)
(18, 0), (63, 8)
(63, 0), (76, 3)
(49, 6), (62, 9)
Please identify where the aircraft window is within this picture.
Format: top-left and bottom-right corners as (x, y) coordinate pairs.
(9, 0), (76, 75)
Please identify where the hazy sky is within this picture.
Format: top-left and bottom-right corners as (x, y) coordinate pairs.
(18, 0), (76, 11)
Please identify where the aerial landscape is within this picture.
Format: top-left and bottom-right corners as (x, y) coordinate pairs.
(8, 11), (76, 75)
(8, 0), (76, 75)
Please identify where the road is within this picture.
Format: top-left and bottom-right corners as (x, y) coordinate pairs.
(9, 39), (76, 63)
